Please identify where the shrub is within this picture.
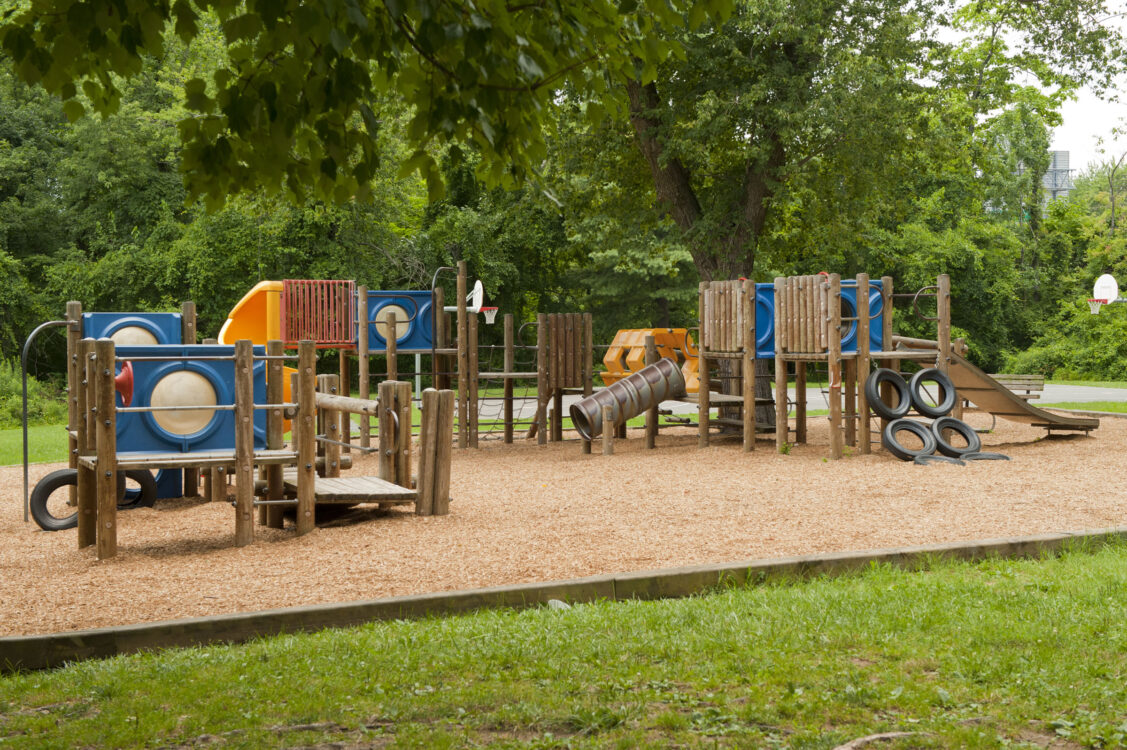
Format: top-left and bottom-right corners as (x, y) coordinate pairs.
(0, 360), (68, 428)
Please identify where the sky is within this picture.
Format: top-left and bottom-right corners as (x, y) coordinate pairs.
(1051, 89), (1125, 175)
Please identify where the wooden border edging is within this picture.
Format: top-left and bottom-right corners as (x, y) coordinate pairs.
(4, 527), (1126, 673)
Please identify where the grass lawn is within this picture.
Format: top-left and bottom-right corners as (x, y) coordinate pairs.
(3, 543), (1127, 748)
(1039, 401), (1127, 414)
(0, 424), (70, 466)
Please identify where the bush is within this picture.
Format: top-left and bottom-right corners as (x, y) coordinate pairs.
(0, 360), (68, 428)
(1003, 300), (1127, 379)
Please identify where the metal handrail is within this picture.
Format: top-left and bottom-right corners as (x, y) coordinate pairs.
(21, 320), (68, 522)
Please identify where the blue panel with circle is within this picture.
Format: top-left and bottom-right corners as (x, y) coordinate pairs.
(81, 313), (182, 345)
(752, 279), (884, 357)
(365, 290), (435, 353)
(114, 344), (267, 455)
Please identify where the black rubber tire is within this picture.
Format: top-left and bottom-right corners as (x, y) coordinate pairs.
(881, 418), (938, 461)
(117, 470), (158, 509)
(963, 452), (1011, 461)
(30, 469), (82, 531)
(930, 416), (982, 458)
(30, 469), (160, 531)
(865, 369), (911, 420)
(913, 454), (966, 466)
(908, 368), (957, 418)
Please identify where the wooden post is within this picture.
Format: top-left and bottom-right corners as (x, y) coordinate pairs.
(378, 380), (395, 481)
(795, 363), (807, 444)
(433, 287), (447, 390)
(320, 374), (342, 478)
(645, 335), (658, 449)
(503, 314), (514, 444)
(265, 340), (285, 528)
(857, 273), (872, 454)
(415, 388), (438, 515)
(844, 358), (857, 447)
(937, 273), (951, 375)
(456, 260), (468, 449)
(386, 310), (398, 381)
(205, 331), (222, 503)
(774, 278), (788, 452)
(233, 340), (255, 546)
(177, 301), (199, 498)
(536, 313), (548, 446)
(65, 302), (82, 511)
(828, 274), (844, 460)
(880, 276), (895, 433)
(602, 404), (614, 455)
(583, 313), (593, 397)
(468, 312), (479, 448)
(76, 338), (96, 548)
(952, 337), (965, 419)
(432, 389), (454, 515)
(94, 338), (117, 559)
(698, 282), (710, 448)
(395, 381), (412, 484)
(742, 279), (756, 451)
(358, 285), (371, 449)
(296, 341), (317, 536)
(339, 346), (351, 455)
(551, 324), (563, 443)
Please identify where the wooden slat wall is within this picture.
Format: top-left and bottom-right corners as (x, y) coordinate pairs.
(699, 280), (750, 353)
(776, 275), (832, 354)
(542, 313), (590, 390)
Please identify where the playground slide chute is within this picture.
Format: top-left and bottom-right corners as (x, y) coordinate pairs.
(945, 352), (1099, 431)
(218, 281), (283, 346)
(570, 358), (687, 440)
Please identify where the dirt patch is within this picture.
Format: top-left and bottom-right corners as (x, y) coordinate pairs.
(1, 413), (1124, 636)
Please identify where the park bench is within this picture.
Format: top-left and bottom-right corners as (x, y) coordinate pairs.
(988, 373), (1045, 402)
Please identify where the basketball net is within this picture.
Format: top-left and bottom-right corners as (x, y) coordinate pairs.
(1087, 298), (1106, 315)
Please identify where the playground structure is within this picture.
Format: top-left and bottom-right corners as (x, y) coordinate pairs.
(570, 272), (1099, 458)
(23, 266), (1110, 554)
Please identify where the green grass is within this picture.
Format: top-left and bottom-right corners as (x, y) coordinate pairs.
(1048, 380), (1127, 389)
(1039, 401), (1127, 414)
(4, 543), (1127, 748)
(0, 424), (70, 465)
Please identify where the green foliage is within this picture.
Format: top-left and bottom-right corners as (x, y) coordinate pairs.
(0, 360), (66, 429)
(0, 0), (732, 207)
(1004, 299), (1127, 379)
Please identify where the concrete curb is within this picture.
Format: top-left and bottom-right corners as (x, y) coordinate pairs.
(4, 527), (1125, 673)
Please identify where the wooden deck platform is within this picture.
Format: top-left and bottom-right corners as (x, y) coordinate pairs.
(282, 475), (416, 505)
(78, 449), (298, 471)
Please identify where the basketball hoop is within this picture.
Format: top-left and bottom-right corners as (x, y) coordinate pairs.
(481, 306), (499, 325)
(1088, 299), (1106, 315)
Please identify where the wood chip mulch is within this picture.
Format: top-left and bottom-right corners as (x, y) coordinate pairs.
(2, 413), (1123, 636)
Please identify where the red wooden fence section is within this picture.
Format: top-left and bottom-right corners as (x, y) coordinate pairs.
(280, 280), (356, 347)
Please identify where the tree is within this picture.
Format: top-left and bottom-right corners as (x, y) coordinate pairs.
(1, 0), (729, 208)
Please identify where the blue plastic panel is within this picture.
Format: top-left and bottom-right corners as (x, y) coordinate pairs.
(114, 344), (267, 454)
(365, 290), (434, 353)
(753, 279), (884, 358)
(82, 313), (182, 344)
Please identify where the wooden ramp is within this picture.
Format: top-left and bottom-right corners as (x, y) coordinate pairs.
(283, 474), (416, 506)
(947, 352), (1099, 433)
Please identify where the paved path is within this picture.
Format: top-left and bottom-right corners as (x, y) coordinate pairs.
(475, 384), (1125, 420)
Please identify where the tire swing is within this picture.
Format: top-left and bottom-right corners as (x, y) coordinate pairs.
(30, 469), (159, 531)
(930, 416), (981, 458)
(908, 368), (957, 418)
(864, 369), (911, 420)
(881, 419), (938, 461)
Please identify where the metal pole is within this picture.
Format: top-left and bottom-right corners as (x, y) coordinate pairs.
(21, 320), (68, 522)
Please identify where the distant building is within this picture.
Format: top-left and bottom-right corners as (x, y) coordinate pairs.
(1043, 150), (1074, 201)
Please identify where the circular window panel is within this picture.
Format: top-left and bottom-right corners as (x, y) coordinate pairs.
(150, 371), (218, 435)
(374, 304), (411, 342)
(110, 326), (159, 347)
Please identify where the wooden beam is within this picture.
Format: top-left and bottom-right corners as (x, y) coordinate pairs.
(295, 341), (317, 535)
(774, 278), (788, 453)
(234, 339), (255, 546)
(265, 340), (286, 528)
(95, 338), (117, 560)
(857, 273), (871, 455)
(76, 338), (96, 549)
(358, 285), (371, 449)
